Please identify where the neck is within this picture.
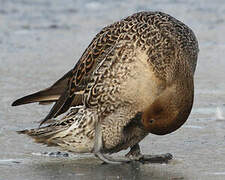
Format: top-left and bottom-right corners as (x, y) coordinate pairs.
(142, 78), (194, 135)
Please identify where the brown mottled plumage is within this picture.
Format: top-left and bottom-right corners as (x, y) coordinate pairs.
(13, 11), (198, 164)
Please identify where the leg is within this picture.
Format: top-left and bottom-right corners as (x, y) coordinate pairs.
(126, 143), (173, 163)
(93, 120), (130, 164)
(125, 143), (142, 160)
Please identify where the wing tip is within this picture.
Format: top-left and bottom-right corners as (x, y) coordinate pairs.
(11, 94), (35, 106)
(11, 99), (22, 106)
(17, 129), (29, 134)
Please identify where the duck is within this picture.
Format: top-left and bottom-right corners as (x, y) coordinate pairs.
(12, 11), (199, 164)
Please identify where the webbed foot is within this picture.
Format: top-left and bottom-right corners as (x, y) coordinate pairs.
(126, 144), (173, 163)
(138, 153), (173, 163)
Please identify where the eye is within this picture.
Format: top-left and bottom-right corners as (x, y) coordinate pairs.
(149, 119), (154, 124)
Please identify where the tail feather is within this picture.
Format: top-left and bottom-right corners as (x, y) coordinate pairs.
(17, 107), (95, 153)
(16, 107), (81, 146)
(17, 126), (66, 146)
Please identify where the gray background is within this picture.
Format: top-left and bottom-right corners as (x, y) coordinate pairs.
(1, 0), (225, 179)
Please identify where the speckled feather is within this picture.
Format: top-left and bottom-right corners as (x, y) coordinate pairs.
(39, 11), (198, 122)
(16, 11), (199, 154)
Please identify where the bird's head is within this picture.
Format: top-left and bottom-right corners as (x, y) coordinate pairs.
(141, 84), (193, 135)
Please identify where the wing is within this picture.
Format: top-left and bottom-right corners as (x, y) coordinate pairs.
(13, 13), (138, 125)
(39, 21), (128, 125)
(12, 69), (73, 106)
(82, 40), (138, 115)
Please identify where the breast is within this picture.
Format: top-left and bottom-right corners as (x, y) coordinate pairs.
(119, 48), (165, 112)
